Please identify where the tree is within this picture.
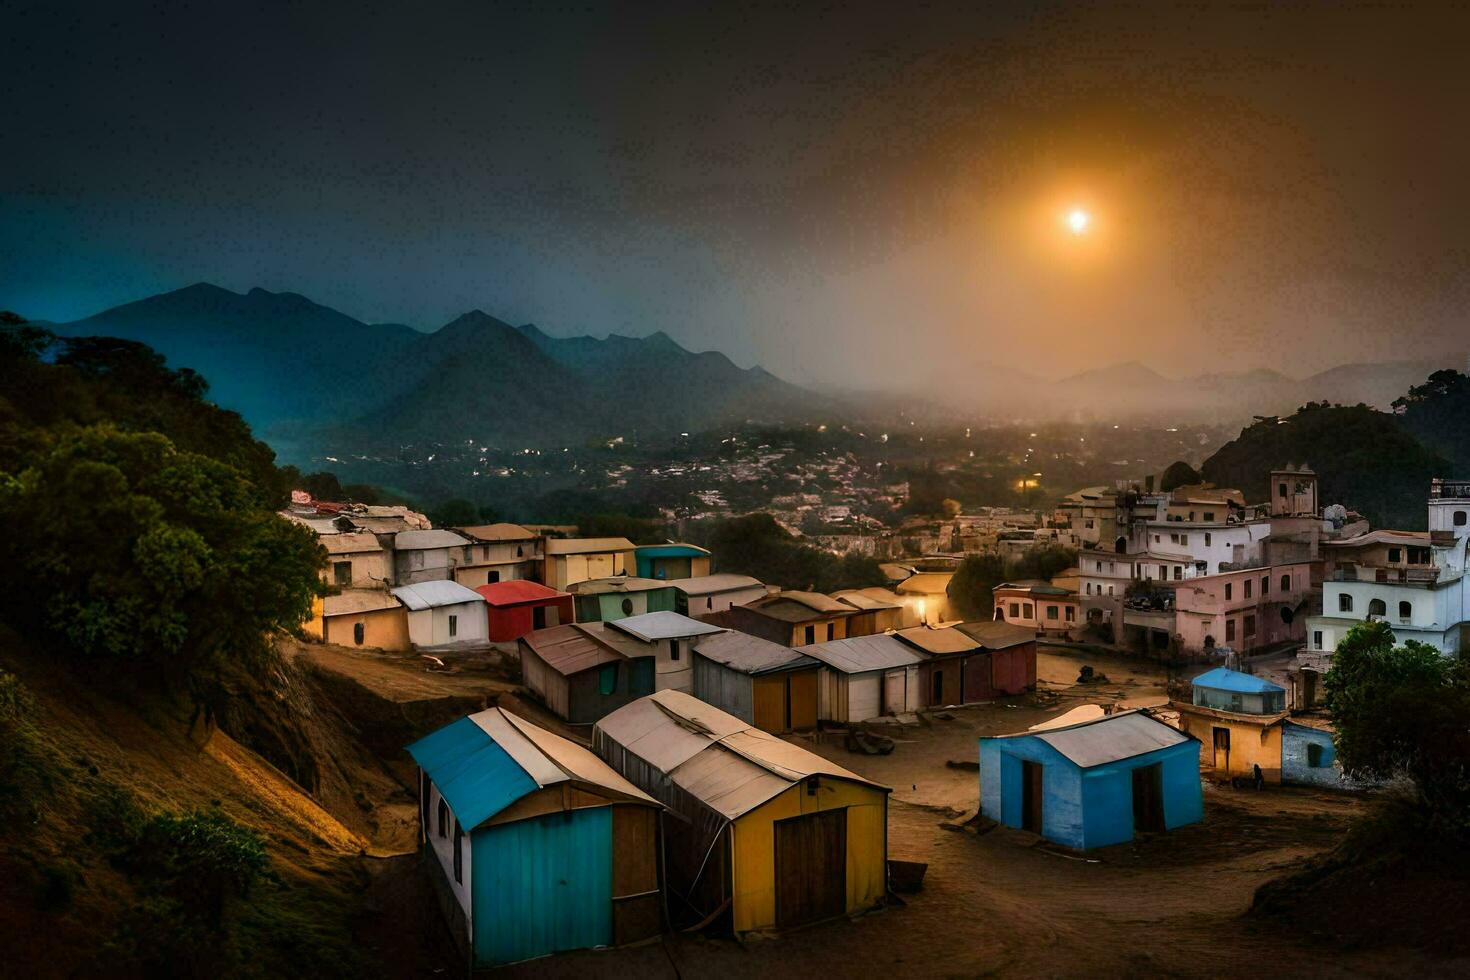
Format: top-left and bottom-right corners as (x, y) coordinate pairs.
(694, 513), (885, 591)
(1159, 460), (1201, 491)
(0, 426), (324, 694)
(947, 553), (1007, 620)
(1325, 622), (1470, 829)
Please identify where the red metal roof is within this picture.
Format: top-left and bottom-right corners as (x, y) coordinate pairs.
(475, 580), (568, 606)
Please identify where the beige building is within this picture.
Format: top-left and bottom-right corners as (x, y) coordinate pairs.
(309, 590), (410, 650)
(895, 571), (956, 625)
(320, 532), (393, 589)
(453, 523), (543, 587)
(542, 537), (637, 590)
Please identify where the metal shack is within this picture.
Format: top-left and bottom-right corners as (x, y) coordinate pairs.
(893, 624), (981, 708)
(633, 543), (712, 580)
(672, 574), (768, 618)
(955, 620), (1039, 697)
(692, 630), (822, 732)
(518, 624), (655, 724)
(390, 580), (488, 649)
(601, 610), (725, 694)
(979, 710), (1203, 850)
(407, 707), (663, 969)
(796, 633), (926, 722)
(567, 576), (680, 623)
(476, 580), (573, 642)
(593, 691), (889, 935)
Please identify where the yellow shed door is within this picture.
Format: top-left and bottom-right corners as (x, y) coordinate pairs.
(752, 675), (788, 732)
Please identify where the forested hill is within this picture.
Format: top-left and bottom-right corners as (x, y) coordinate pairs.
(1201, 401), (1456, 529)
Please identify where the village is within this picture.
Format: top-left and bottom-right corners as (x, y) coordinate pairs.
(280, 465), (1470, 973)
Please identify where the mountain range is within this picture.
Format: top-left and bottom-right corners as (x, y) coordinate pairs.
(36, 284), (1461, 457)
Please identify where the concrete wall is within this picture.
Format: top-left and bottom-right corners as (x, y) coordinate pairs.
(1281, 722), (1368, 790)
(406, 601), (489, 647)
(322, 550), (393, 589)
(322, 606), (410, 651)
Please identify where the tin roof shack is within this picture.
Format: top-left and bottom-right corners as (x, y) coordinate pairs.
(602, 611), (724, 694)
(672, 574), (767, 618)
(394, 529), (472, 585)
(1171, 668), (1288, 783)
(452, 523), (542, 588)
(833, 587), (910, 636)
(797, 633), (926, 721)
(979, 710), (1203, 850)
(568, 576), (680, 623)
(321, 532), (393, 589)
(729, 591), (860, 647)
(517, 625), (655, 725)
(543, 537), (637, 590)
(693, 631), (821, 732)
(593, 691), (890, 935)
(406, 707), (662, 969)
(894, 625), (979, 708)
(895, 571), (957, 625)
(475, 580), (573, 643)
(391, 580), (488, 650)
(310, 589), (410, 650)
(954, 620), (1040, 697)
(1281, 717), (1373, 790)
(634, 543), (712, 581)
(992, 581), (1082, 636)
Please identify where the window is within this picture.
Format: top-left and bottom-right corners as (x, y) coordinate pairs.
(1085, 583), (1093, 595)
(486, 569), (500, 584)
(706, 597), (713, 610)
(1368, 598), (1386, 617)
(1181, 534), (1189, 546)
(448, 614), (458, 638)
(1158, 565), (1167, 579)
(1153, 534), (1161, 544)
(669, 640), (680, 661)
(826, 622), (834, 641)
(1398, 600), (1412, 620)
(1244, 579), (1252, 599)
(621, 597), (634, 616)
(1313, 630), (1323, 650)
(437, 799), (449, 838)
(1204, 532), (1212, 547)
(1173, 566), (1182, 581)
(1046, 605), (1059, 620)
(1084, 518), (1094, 529)
(1225, 619), (1236, 642)
(1261, 576), (1269, 595)
(1307, 743), (1324, 768)
(464, 546), (475, 564)
(1203, 512), (1215, 522)
(1107, 585), (1114, 595)
(805, 625), (816, 644)
(353, 622), (365, 646)
(1064, 606), (1075, 622)
(1023, 602), (1034, 619)
(482, 545), (491, 561)
(599, 662), (618, 695)
(1338, 594), (1353, 613)
(453, 820), (463, 882)
(1096, 561), (1104, 572)
(333, 561), (352, 587)
(1278, 482), (1288, 498)
(1280, 574), (1291, 592)
(1009, 602), (1021, 618)
(1409, 546), (1430, 564)
(1244, 614), (1256, 637)
(1225, 583), (1233, 601)
(516, 545), (524, 557)
(1231, 693), (1243, 711)
(1455, 510), (1468, 527)
(1388, 547), (1402, 563)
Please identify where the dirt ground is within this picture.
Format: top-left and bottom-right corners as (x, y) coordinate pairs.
(327, 642), (1467, 978)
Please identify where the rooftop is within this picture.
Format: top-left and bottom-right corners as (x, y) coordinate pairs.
(795, 633), (924, 673)
(544, 536), (637, 555)
(669, 573), (765, 596)
(693, 630), (819, 675)
(390, 579), (485, 610)
(1191, 666), (1285, 695)
(567, 576), (675, 595)
(605, 610), (724, 643)
(455, 522), (537, 542)
(393, 529), (470, 551)
(474, 580), (567, 606)
(986, 709), (1192, 768)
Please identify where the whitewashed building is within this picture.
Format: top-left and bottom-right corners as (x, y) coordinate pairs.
(391, 580), (489, 649)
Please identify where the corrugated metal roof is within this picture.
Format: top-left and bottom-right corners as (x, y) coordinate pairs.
(606, 611), (724, 643)
(693, 631), (818, 674)
(895, 572), (954, 596)
(521, 625), (626, 675)
(671, 574), (764, 596)
(390, 580), (486, 610)
(832, 588), (904, 611)
(795, 633), (924, 673)
(544, 537), (637, 555)
(594, 691), (886, 820)
(321, 532), (383, 555)
(1030, 710), (1189, 768)
(406, 708), (654, 831)
(955, 620), (1036, 650)
(634, 543), (711, 558)
(894, 625), (981, 655)
(475, 580), (566, 606)
(394, 529), (471, 551)
(322, 590), (402, 616)
(994, 580), (1073, 596)
(741, 591), (857, 622)
(566, 576), (674, 595)
(456, 522), (537, 542)
(1191, 667), (1285, 694)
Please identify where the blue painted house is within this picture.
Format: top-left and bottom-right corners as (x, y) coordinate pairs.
(979, 710), (1203, 850)
(407, 707), (664, 968)
(1281, 719), (1374, 790)
(633, 543), (711, 580)
(1190, 667), (1286, 714)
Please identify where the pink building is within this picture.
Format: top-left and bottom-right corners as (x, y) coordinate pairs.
(1168, 562), (1312, 656)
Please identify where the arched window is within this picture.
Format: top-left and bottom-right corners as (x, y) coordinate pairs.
(353, 622), (365, 646)
(1338, 594), (1353, 613)
(1280, 574), (1291, 592)
(437, 799), (449, 838)
(1368, 598), (1386, 617)
(1399, 600), (1412, 620)
(1115, 536), (1128, 554)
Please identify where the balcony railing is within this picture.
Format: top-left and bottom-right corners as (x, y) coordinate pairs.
(1328, 565), (1440, 585)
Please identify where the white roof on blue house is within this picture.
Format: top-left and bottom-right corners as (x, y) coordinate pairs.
(391, 579), (486, 610)
(406, 707), (654, 831)
(1191, 667), (1285, 695)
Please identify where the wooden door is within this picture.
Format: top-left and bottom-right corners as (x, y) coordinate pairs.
(1131, 763), (1165, 833)
(787, 669), (818, 730)
(752, 675), (788, 732)
(775, 808), (847, 929)
(882, 669), (907, 715)
(1021, 760), (1043, 833)
(1212, 727), (1231, 771)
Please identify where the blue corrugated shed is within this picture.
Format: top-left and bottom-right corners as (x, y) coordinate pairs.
(406, 716), (538, 829)
(1192, 667), (1284, 694)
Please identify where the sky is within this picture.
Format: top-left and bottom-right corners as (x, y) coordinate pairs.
(4, 2), (1470, 390)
